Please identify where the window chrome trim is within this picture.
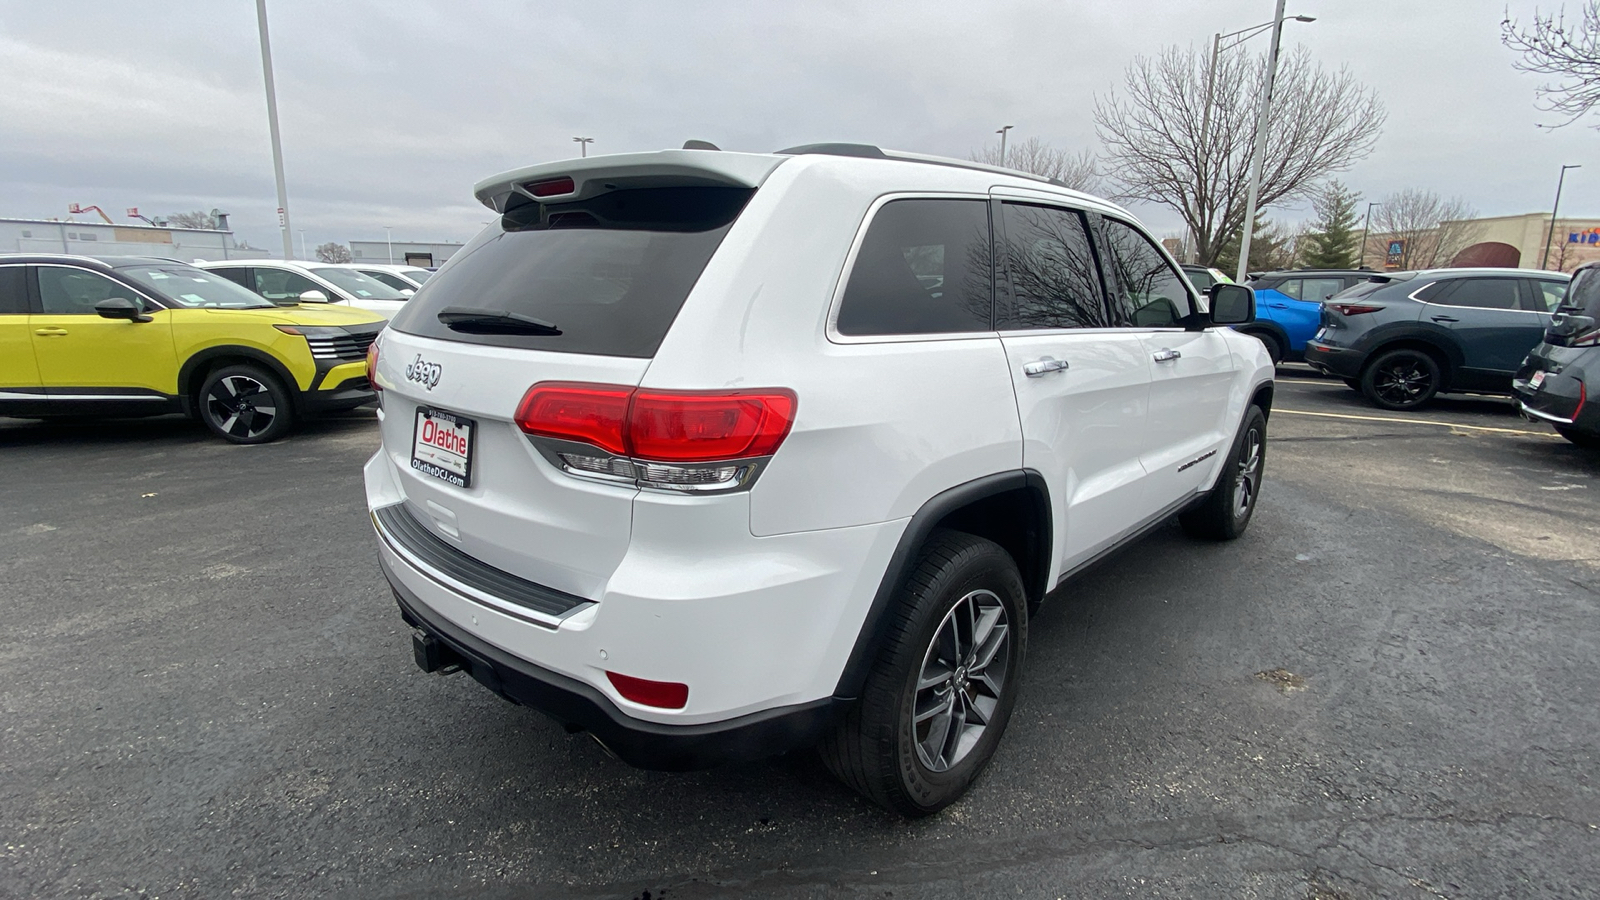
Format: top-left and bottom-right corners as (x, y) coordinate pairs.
(824, 191), (1000, 346)
(1409, 278), (1549, 314)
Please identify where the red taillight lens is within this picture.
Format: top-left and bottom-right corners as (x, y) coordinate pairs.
(514, 383), (632, 456)
(515, 383), (797, 463)
(606, 671), (688, 709)
(628, 389), (797, 462)
(525, 176), (576, 197)
(1331, 303), (1382, 316)
(366, 342), (380, 390)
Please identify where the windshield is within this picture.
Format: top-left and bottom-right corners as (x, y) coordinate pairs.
(401, 268), (432, 284)
(118, 265), (275, 309)
(309, 267), (407, 301)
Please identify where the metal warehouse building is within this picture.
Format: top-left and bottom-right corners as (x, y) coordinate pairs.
(348, 240), (462, 268)
(0, 216), (265, 261)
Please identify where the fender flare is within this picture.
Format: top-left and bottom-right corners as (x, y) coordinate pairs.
(831, 469), (1050, 701)
(178, 347), (304, 417)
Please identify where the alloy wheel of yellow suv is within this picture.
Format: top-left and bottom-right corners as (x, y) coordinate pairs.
(0, 254), (386, 444)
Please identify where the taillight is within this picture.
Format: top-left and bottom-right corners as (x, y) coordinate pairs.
(366, 342), (380, 390)
(515, 383), (797, 492)
(1330, 303), (1382, 316)
(606, 671), (688, 709)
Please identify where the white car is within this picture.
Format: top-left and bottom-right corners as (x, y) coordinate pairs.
(344, 263), (433, 294)
(364, 144), (1273, 816)
(198, 259), (409, 320)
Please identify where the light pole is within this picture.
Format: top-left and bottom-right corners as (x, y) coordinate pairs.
(384, 225), (393, 264)
(573, 136), (594, 158)
(996, 125), (1014, 167)
(1359, 202), (1380, 269)
(1235, 0), (1294, 284)
(1543, 164), (1581, 270)
(1194, 14), (1313, 264)
(254, 0), (294, 261)
(298, 229), (307, 260)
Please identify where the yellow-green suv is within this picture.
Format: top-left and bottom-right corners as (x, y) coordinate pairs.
(0, 254), (385, 443)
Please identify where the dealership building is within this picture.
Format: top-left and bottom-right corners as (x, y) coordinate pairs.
(347, 239), (463, 268)
(0, 215), (266, 261)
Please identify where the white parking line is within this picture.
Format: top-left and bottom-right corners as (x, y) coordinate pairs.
(1276, 408), (1561, 438)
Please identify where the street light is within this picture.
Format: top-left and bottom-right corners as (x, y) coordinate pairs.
(254, 0), (294, 261)
(996, 125), (1014, 167)
(1194, 13), (1313, 265)
(298, 229), (307, 261)
(1359, 202), (1380, 269)
(1235, 2), (1314, 283)
(573, 136), (594, 158)
(384, 225), (393, 264)
(1543, 164), (1581, 270)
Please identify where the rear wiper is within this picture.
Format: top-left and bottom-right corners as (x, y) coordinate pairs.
(437, 306), (561, 336)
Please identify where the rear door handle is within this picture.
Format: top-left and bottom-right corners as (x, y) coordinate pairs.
(1153, 348), (1182, 363)
(1022, 356), (1070, 377)
(34, 327), (68, 336)
(1430, 315), (1459, 323)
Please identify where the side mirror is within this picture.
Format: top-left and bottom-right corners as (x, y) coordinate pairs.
(1549, 312), (1596, 336)
(1208, 283), (1255, 326)
(95, 297), (152, 323)
(298, 289), (330, 303)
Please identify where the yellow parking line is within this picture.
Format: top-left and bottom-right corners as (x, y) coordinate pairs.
(1276, 407), (1561, 438)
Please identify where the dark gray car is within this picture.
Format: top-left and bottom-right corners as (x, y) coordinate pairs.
(1304, 268), (1568, 410)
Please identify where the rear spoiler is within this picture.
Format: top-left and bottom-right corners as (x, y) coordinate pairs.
(473, 150), (786, 213)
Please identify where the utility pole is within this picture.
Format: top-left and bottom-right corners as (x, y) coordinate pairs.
(1359, 202), (1380, 269)
(298, 229), (307, 260)
(996, 125), (1014, 167)
(573, 136), (594, 158)
(1543, 164), (1581, 270)
(1235, 0), (1289, 284)
(384, 225), (394, 264)
(254, 0), (294, 261)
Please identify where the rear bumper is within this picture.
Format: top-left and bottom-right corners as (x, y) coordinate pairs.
(1303, 340), (1364, 379)
(387, 566), (844, 770)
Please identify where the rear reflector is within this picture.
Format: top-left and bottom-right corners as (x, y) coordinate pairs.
(525, 176), (576, 197)
(515, 383), (796, 463)
(606, 671), (689, 709)
(1331, 303), (1382, 316)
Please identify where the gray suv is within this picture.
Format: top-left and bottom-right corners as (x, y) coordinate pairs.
(1304, 268), (1568, 410)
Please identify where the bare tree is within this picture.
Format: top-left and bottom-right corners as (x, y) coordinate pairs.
(167, 210), (216, 229)
(1369, 190), (1481, 270)
(1503, 1), (1600, 126)
(970, 137), (1100, 192)
(315, 242), (352, 263)
(1095, 45), (1385, 266)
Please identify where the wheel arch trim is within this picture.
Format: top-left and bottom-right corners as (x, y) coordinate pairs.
(178, 347), (303, 416)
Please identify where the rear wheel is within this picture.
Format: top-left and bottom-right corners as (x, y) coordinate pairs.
(1180, 405), (1266, 541)
(1361, 348), (1441, 411)
(819, 529), (1027, 817)
(198, 364), (295, 444)
(1556, 425), (1600, 449)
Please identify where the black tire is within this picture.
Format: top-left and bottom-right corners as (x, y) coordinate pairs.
(1556, 426), (1600, 449)
(1179, 405), (1267, 541)
(819, 529), (1027, 817)
(1342, 378), (1362, 392)
(1247, 331), (1284, 366)
(1361, 348), (1442, 411)
(197, 364), (296, 444)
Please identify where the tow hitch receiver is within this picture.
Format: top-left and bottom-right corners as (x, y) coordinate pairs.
(412, 629), (462, 674)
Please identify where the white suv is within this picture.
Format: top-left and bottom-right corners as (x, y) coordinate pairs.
(199, 259), (410, 319)
(364, 144), (1272, 816)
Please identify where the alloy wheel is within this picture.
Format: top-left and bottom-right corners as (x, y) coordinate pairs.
(912, 588), (1011, 773)
(1233, 425), (1262, 518)
(206, 375), (278, 440)
(1373, 360), (1432, 406)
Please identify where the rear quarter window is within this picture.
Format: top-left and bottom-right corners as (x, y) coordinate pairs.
(388, 186), (753, 358)
(835, 198), (994, 336)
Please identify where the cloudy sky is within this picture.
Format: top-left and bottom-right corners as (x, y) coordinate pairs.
(1, 0), (1594, 254)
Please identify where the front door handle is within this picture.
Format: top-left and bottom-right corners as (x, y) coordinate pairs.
(1023, 356), (1070, 377)
(34, 327), (68, 336)
(1430, 315), (1459, 323)
(1153, 348), (1182, 363)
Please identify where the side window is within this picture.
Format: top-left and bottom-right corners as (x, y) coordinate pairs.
(209, 267), (252, 289)
(999, 203), (1109, 329)
(1529, 279), (1567, 312)
(252, 268), (324, 304)
(836, 198), (993, 336)
(36, 267), (138, 315)
(1101, 218), (1195, 327)
(1414, 280), (1452, 302)
(1440, 278), (1521, 310)
(0, 266), (28, 314)
(364, 271), (413, 292)
(1301, 277), (1345, 303)
(1277, 279), (1304, 300)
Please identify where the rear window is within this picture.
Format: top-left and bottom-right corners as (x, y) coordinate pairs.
(388, 186), (753, 357)
(1558, 268), (1600, 318)
(1333, 273), (1414, 301)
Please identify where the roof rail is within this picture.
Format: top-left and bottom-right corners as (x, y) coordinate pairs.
(776, 142), (1066, 188)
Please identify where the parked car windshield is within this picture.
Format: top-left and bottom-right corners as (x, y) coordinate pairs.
(309, 267), (407, 301)
(117, 265), (275, 309)
(401, 268), (432, 284)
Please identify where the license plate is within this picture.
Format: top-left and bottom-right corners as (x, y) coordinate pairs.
(411, 407), (474, 488)
(1530, 371), (1547, 390)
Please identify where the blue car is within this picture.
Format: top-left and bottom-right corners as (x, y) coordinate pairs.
(1237, 269), (1374, 363)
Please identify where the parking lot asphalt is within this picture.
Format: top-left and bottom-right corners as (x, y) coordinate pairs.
(3, 373), (1598, 899)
